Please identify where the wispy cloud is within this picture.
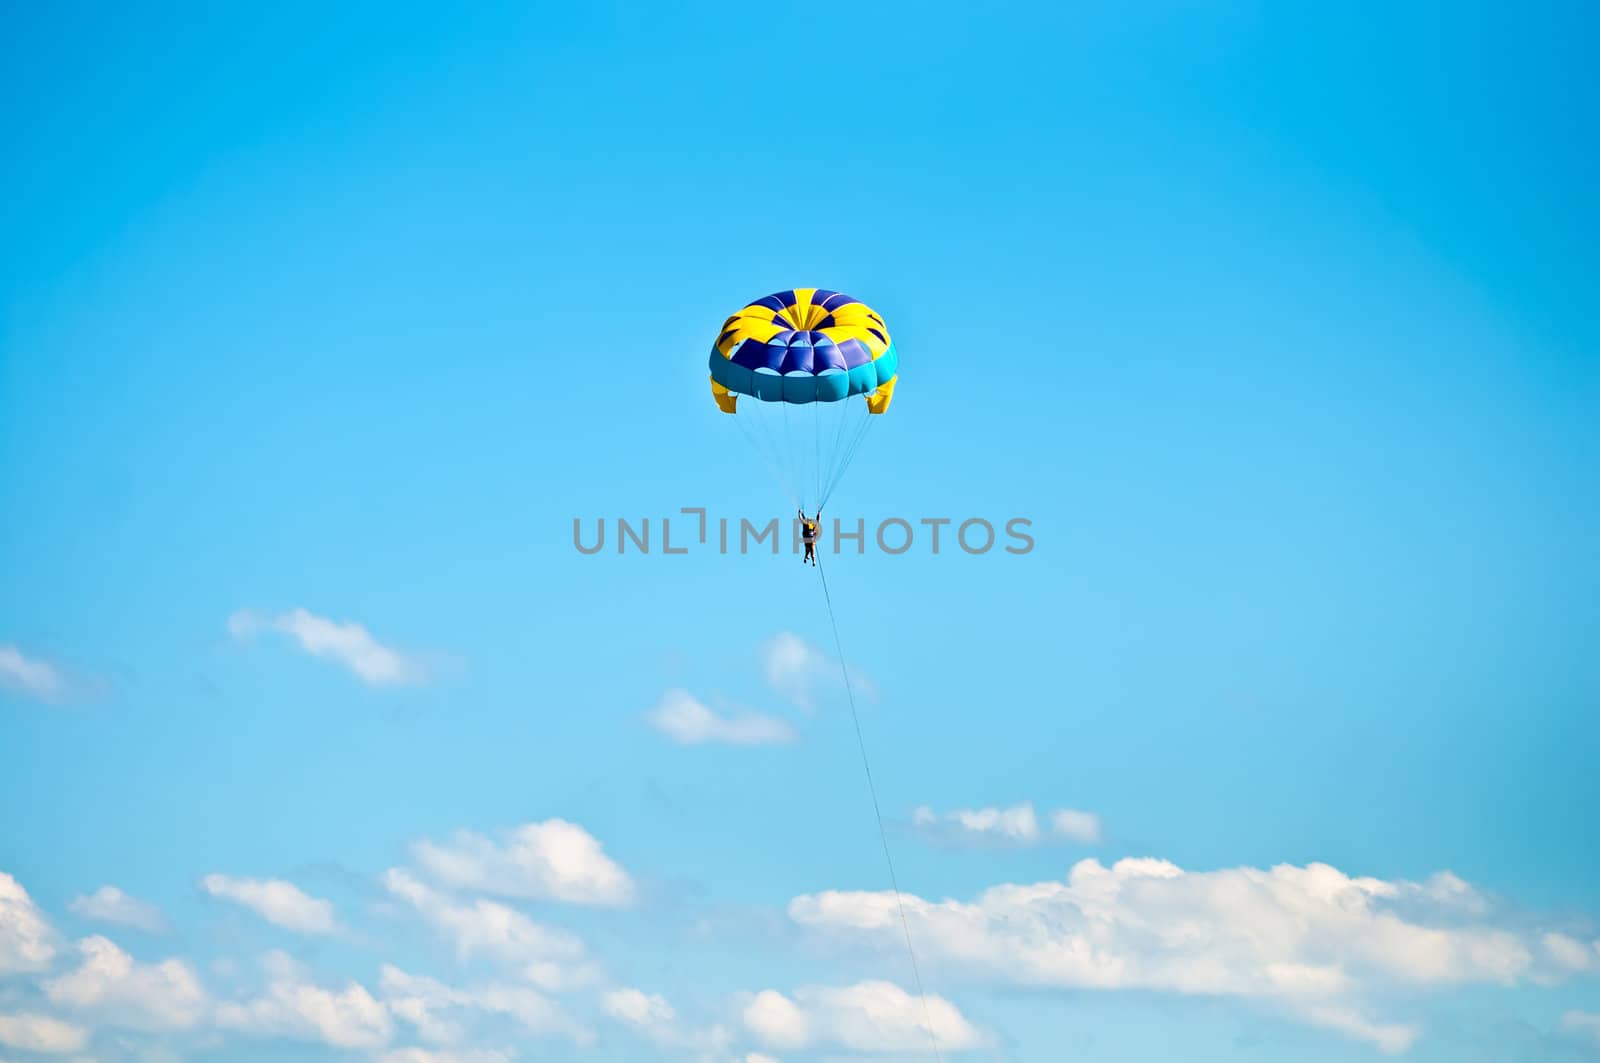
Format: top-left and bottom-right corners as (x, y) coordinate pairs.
(645, 633), (868, 750)
(200, 874), (340, 935)
(1298, 1004), (1419, 1055)
(1563, 1010), (1600, 1046)
(216, 953), (392, 1050)
(1049, 808), (1104, 844)
(1543, 932), (1599, 973)
(790, 859), (1597, 1055)
(377, 1050), (515, 1063)
(761, 632), (875, 710)
(0, 644), (67, 702)
(228, 608), (427, 686)
(381, 965), (592, 1051)
(69, 886), (169, 934)
(742, 981), (981, 1055)
(647, 689), (795, 746)
(911, 801), (1102, 846)
(382, 868), (589, 978)
(602, 986), (731, 1053)
(0, 1011), (90, 1054)
(603, 987), (675, 1029)
(410, 819), (635, 908)
(913, 802), (1039, 844)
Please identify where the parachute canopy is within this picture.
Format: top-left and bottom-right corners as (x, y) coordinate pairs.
(708, 288), (898, 511)
(708, 288), (898, 415)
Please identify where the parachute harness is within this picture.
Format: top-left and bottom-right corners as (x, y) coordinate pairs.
(816, 549), (945, 1063)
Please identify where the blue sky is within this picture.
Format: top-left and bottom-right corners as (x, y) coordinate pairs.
(2, 2), (1597, 1061)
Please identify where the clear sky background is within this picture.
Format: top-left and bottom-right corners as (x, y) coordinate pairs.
(2, 3), (1596, 1062)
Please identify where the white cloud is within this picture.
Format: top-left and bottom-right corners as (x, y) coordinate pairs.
(379, 968), (465, 1046)
(742, 982), (981, 1055)
(44, 936), (207, 1032)
(0, 871), (56, 973)
(1049, 808), (1103, 844)
(410, 820), (634, 908)
(228, 608), (425, 686)
(1298, 1003), (1419, 1055)
(0, 644), (66, 702)
(602, 988), (674, 1028)
(761, 632), (874, 710)
(648, 689), (795, 746)
(216, 965), (392, 1049)
(742, 991), (808, 1050)
(1563, 1010), (1600, 1045)
(1413, 870), (1489, 914)
(383, 869), (587, 975)
(1542, 932), (1598, 973)
(69, 887), (168, 935)
(200, 874), (339, 935)
(519, 958), (602, 993)
(0, 1012), (90, 1054)
(762, 632), (823, 709)
(789, 858), (1588, 1053)
(602, 987), (729, 1053)
(913, 802), (1039, 844)
(377, 1050), (514, 1063)
(745, 1054), (782, 1063)
(911, 802), (1102, 847)
(466, 983), (593, 1046)
(380, 965), (592, 1047)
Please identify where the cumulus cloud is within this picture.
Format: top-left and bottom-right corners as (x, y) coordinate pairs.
(911, 802), (1102, 847)
(200, 874), (339, 935)
(789, 858), (1597, 1054)
(0, 644), (66, 702)
(648, 689), (795, 746)
(44, 936), (207, 1032)
(0, 1012), (90, 1054)
(410, 820), (634, 908)
(742, 990), (808, 1050)
(216, 961), (392, 1049)
(380, 966), (592, 1048)
(383, 869), (588, 979)
(0, 872), (56, 973)
(761, 632), (874, 710)
(745, 1054), (782, 1063)
(742, 981), (980, 1055)
(69, 886), (168, 934)
(228, 608), (426, 686)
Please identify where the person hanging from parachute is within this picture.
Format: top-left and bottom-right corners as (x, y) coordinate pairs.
(799, 508), (820, 565)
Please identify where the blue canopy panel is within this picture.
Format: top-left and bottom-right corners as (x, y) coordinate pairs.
(711, 340), (897, 405)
